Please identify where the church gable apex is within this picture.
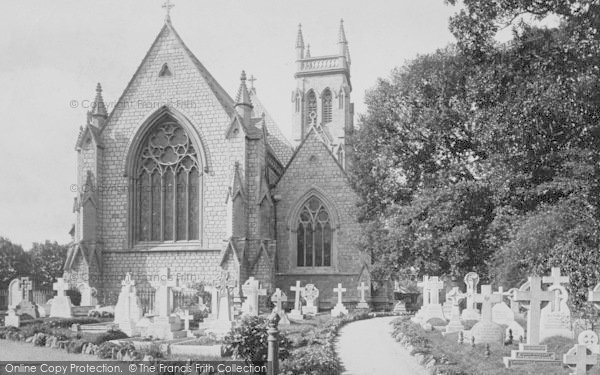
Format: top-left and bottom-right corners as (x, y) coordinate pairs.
(219, 239), (245, 268)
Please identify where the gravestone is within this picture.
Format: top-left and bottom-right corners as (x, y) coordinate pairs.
(241, 277), (266, 316)
(114, 273), (143, 336)
(16, 277), (40, 318)
(393, 300), (407, 315)
(289, 281), (303, 320)
(492, 301), (515, 326)
(467, 285), (504, 344)
(208, 271), (236, 336)
(412, 276), (446, 325)
(301, 284), (319, 316)
(180, 309), (194, 338)
(146, 268), (184, 339)
(8, 279), (22, 309)
(49, 278), (73, 318)
(539, 284), (573, 341)
(271, 288), (290, 325)
(563, 344), (598, 375)
(78, 283), (97, 306)
(4, 308), (20, 328)
(444, 287), (466, 334)
(578, 330), (600, 354)
(503, 270), (565, 368)
(461, 272), (481, 321)
(506, 287), (521, 316)
(356, 282), (370, 310)
(331, 283), (348, 317)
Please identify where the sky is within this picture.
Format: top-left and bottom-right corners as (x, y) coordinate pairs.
(0, 0), (461, 248)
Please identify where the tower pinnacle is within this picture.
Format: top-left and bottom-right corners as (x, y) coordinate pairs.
(235, 70), (253, 123)
(295, 23), (304, 48)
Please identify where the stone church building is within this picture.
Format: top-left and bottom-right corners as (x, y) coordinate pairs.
(64, 15), (372, 309)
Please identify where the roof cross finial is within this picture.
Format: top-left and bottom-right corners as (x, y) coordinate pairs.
(248, 75), (257, 90)
(162, 0), (175, 22)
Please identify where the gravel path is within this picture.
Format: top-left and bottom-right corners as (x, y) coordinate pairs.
(0, 340), (98, 361)
(335, 316), (429, 375)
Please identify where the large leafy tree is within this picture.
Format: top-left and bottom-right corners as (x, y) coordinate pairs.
(0, 237), (31, 288)
(30, 241), (69, 289)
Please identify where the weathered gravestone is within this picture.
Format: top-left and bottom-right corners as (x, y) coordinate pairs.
(4, 308), (20, 328)
(331, 283), (349, 317)
(412, 276), (445, 325)
(16, 277), (40, 318)
(208, 271), (235, 336)
(289, 281), (304, 320)
(503, 270), (564, 368)
(444, 287), (466, 334)
(466, 285), (504, 344)
(114, 273), (143, 336)
(356, 282), (370, 310)
(539, 268), (573, 342)
(461, 272), (481, 321)
(271, 288), (290, 325)
(78, 283), (97, 306)
(492, 287), (515, 326)
(8, 278), (23, 309)
(146, 268), (184, 339)
(241, 277), (266, 317)
(49, 278), (73, 318)
(578, 330), (600, 354)
(301, 284), (319, 316)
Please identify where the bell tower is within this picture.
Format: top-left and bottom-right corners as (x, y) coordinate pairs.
(292, 20), (354, 167)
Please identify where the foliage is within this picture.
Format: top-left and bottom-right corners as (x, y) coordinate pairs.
(224, 315), (290, 363)
(66, 289), (82, 306)
(96, 342), (121, 359)
(280, 345), (339, 375)
(350, 1), (600, 301)
(29, 241), (69, 289)
(0, 237), (31, 288)
(82, 330), (128, 346)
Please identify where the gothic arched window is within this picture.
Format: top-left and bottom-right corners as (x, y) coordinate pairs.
(296, 196), (332, 267)
(135, 121), (200, 242)
(322, 88), (332, 124)
(306, 90), (317, 126)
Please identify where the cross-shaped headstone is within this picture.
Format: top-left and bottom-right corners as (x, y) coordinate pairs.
(516, 276), (555, 345)
(20, 277), (32, 302)
(333, 283), (346, 304)
(162, 0), (175, 21)
(271, 288), (287, 314)
(543, 267), (569, 287)
(464, 272), (480, 311)
(446, 286), (466, 306)
(290, 281), (303, 311)
(426, 277), (444, 305)
(181, 309), (193, 331)
(417, 276), (431, 306)
(563, 344), (598, 375)
(242, 277), (266, 315)
(473, 285), (503, 322)
(53, 278), (69, 296)
(357, 282), (369, 303)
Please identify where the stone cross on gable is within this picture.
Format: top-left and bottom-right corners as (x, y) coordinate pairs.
(271, 288), (287, 313)
(248, 75), (257, 90)
(516, 276), (555, 345)
(290, 281), (303, 311)
(20, 277), (32, 301)
(543, 267), (569, 287)
(357, 282), (369, 303)
(53, 278), (69, 296)
(474, 285), (503, 321)
(162, 0), (175, 21)
(333, 283), (346, 304)
(563, 344), (598, 375)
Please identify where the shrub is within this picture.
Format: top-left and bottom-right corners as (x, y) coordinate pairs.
(82, 330), (128, 345)
(67, 340), (84, 354)
(33, 333), (47, 347)
(97, 342), (121, 359)
(66, 289), (81, 306)
(281, 345), (339, 375)
(224, 315), (290, 362)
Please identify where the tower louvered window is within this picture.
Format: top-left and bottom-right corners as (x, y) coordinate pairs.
(296, 196), (332, 267)
(136, 121), (200, 242)
(306, 90), (317, 126)
(322, 88), (332, 124)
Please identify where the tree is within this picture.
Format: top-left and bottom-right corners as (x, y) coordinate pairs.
(29, 241), (68, 289)
(0, 237), (31, 288)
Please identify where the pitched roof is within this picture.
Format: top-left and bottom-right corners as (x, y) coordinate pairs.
(101, 21), (235, 131)
(249, 89), (293, 164)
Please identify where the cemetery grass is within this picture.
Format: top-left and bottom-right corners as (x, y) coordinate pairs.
(391, 317), (600, 375)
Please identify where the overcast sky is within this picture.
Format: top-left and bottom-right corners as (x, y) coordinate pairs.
(0, 0), (461, 248)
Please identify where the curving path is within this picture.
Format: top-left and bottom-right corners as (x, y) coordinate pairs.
(0, 340), (98, 361)
(335, 316), (429, 375)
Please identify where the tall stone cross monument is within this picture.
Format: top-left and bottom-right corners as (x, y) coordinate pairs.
(516, 276), (555, 345)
